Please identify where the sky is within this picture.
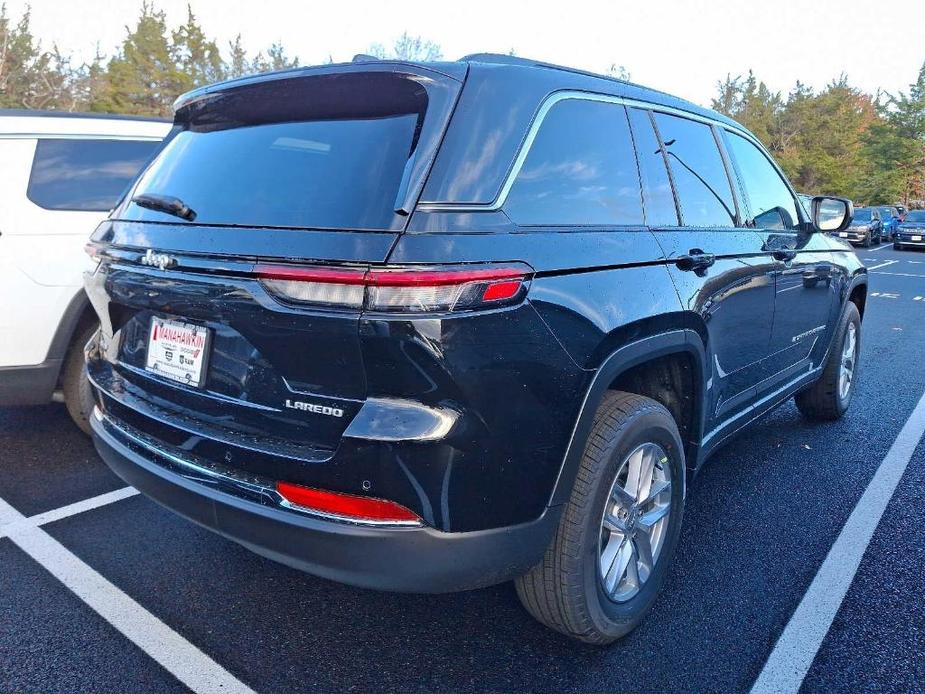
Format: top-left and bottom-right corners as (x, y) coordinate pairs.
(7, 0), (925, 107)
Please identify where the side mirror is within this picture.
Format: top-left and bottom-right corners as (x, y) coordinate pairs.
(811, 196), (853, 232)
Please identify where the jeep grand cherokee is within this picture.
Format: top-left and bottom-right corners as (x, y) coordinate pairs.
(84, 54), (865, 643)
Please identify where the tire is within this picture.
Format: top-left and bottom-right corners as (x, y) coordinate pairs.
(794, 302), (861, 421)
(862, 232), (871, 248)
(61, 322), (98, 436)
(515, 391), (685, 644)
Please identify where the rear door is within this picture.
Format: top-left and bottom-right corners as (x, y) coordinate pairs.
(629, 108), (775, 428)
(88, 66), (463, 454)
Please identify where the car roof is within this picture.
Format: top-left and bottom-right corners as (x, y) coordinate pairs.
(173, 53), (742, 131)
(0, 109), (171, 139)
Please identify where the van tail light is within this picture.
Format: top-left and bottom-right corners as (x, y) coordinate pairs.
(276, 481), (421, 524)
(255, 264), (531, 313)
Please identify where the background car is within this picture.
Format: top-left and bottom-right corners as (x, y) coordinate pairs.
(877, 206), (901, 241)
(0, 110), (170, 433)
(834, 206), (882, 246)
(894, 209), (925, 250)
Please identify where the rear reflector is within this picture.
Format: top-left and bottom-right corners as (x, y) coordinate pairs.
(276, 481), (422, 524)
(256, 263), (531, 313)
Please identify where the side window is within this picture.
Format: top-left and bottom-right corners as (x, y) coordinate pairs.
(724, 131), (800, 231)
(503, 99), (644, 226)
(27, 138), (160, 212)
(626, 108), (679, 226)
(652, 113), (736, 227)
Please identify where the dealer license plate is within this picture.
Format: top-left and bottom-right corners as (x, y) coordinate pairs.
(145, 317), (211, 388)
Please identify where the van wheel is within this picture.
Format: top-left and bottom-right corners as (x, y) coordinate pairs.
(795, 302), (861, 420)
(61, 322), (98, 436)
(515, 391), (685, 644)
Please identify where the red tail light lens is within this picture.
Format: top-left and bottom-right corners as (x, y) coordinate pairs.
(256, 264), (531, 313)
(276, 481), (421, 524)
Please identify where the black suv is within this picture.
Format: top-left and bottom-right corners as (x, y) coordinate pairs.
(85, 55), (865, 644)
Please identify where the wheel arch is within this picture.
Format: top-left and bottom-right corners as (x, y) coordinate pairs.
(547, 328), (707, 508)
(48, 289), (98, 387)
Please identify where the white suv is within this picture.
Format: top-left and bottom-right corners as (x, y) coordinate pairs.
(0, 110), (170, 432)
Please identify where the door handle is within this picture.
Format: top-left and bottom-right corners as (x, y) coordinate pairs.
(772, 249), (797, 262)
(676, 250), (716, 272)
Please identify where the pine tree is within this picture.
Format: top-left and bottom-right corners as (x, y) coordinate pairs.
(368, 33), (442, 61)
(92, 3), (184, 116)
(171, 5), (224, 89)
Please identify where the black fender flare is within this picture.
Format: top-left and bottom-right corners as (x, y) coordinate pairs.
(546, 328), (707, 508)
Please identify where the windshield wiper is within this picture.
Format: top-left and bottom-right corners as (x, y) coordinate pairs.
(132, 193), (197, 222)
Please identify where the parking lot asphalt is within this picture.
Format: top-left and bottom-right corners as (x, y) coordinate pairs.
(2, 243), (925, 693)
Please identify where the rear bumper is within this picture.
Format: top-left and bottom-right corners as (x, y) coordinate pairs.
(90, 410), (559, 593)
(0, 361), (61, 406)
(895, 238), (925, 247)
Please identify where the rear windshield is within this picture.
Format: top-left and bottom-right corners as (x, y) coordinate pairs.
(853, 209), (872, 221)
(905, 211), (925, 222)
(122, 73), (428, 231)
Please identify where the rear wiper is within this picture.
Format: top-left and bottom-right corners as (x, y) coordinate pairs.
(132, 193), (197, 222)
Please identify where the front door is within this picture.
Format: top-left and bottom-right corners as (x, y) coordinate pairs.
(721, 129), (837, 394)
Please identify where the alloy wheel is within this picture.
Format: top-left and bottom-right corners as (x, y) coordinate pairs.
(598, 442), (672, 603)
(839, 322), (857, 401)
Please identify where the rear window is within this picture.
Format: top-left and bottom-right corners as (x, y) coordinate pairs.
(124, 73), (428, 231)
(27, 138), (160, 212)
(502, 99), (644, 226)
(854, 209), (872, 221)
(905, 211), (925, 222)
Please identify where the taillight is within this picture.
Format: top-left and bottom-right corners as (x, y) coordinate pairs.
(276, 481), (421, 524)
(255, 264), (531, 313)
(257, 266), (366, 308)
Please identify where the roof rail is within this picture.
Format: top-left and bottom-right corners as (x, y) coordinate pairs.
(0, 108), (170, 123)
(352, 54), (381, 63)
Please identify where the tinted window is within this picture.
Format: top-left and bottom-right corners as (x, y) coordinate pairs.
(653, 113), (736, 227)
(27, 139), (159, 211)
(125, 73), (428, 230)
(854, 209), (872, 221)
(503, 99), (643, 226)
(627, 108), (679, 226)
(724, 131), (800, 230)
(905, 211), (925, 222)
(879, 207), (897, 219)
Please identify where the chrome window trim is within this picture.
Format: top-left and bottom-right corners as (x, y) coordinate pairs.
(0, 134), (163, 141)
(416, 90), (766, 214)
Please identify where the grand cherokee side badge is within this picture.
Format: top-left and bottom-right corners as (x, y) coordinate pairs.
(284, 399), (344, 418)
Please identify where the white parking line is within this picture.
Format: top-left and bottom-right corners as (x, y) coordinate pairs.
(0, 487), (138, 539)
(751, 389), (925, 693)
(864, 243), (890, 252)
(871, 271), (925, 278)
(0, 494), (254, 694)
(866, 259), (899, 271)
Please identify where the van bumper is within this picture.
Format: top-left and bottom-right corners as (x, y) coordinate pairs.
(90, 409), (558, 593)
